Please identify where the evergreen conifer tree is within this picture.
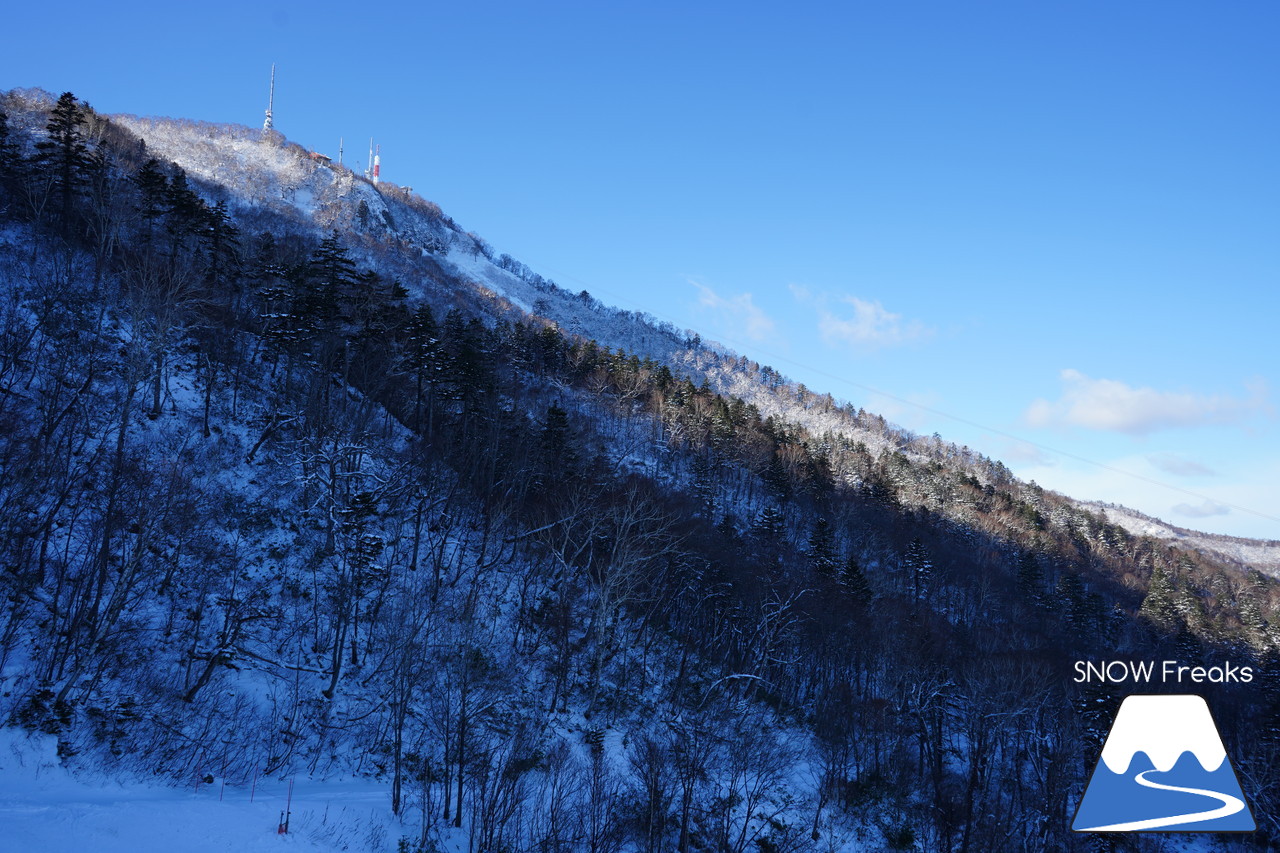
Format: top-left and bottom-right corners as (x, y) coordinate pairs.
(439, 310), (492, 406)
(840, 555), (872, 605)
(0, 109), (20, 207)
(539, 404), (577, 475)
(1173, 627), (1202, 667)
(36, 92), (90, 234)
(762, 453), (791, 502)
(807, 518), (838, 577)
(401, 304), (441, 433)
(903, 537), (932, 602)
(1139, 565), (1180, 632)
(715, 513), (740, 544)
(302, 232), (357, 332)
(201, 199), (241, 287)
(1015, 551), (1043, 601)
(1056, 572), (1088, 628)
(162, 169), (209, 262)
(802, 450), (835, 503)
(751, 506), (785, 542)
(132, 158), (168, 248)
(690, 453), (717, 517)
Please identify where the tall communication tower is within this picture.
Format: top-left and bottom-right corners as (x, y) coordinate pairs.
(365, 138), (381, 184)
(263, 64), (276, 131)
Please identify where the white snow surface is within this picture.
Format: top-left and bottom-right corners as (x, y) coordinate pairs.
(0, 729), (414, 853)
(1100, 695), (1227, 775)
(1084, 501), (1280, 575)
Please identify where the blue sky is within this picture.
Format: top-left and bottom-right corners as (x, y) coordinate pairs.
(4, 2), (1277, 538)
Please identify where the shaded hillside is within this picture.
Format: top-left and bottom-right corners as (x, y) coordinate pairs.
(2, 88), (1279, 852)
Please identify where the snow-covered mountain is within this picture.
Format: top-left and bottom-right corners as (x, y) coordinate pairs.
(1083, 501), (1280, 574)
(111, 114), (919, 459)
(114, 111), (1280, 569)
(3, 88), (1279, 853)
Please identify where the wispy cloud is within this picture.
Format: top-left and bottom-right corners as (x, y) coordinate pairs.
(1002, 440), (1057, 467)
(1172, 500), (1231, 519)
(690, 280), (777, 343)
(1025, 370), (1269, 435)
(790, 285), (931, 351)
(1147, 453), (1216, 478)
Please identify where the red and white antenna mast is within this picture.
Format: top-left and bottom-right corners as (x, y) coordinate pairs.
(263, 64), (276, 131)
(373, 144), (381, 184)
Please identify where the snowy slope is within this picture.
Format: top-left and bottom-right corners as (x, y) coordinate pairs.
(1083, 501), (1280, 575)
(0, 729), (410, 853)
(111, 114), (902, 458)
(109, 112), (1280, 576)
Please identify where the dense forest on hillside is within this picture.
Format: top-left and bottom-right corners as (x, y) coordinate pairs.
(1, 88), (1279, 852)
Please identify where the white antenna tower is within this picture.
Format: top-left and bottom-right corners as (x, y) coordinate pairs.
(263, 64), (276, 131)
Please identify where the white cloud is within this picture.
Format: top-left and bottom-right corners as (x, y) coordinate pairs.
(1002, 440), (1058, 467)
(1172, 500), (1231, 519)
(790, 285), (931, 351)
(690, 281), (777, 343)
(1147, 453), (1216, 478)
(1024, 370), (1269, 435)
